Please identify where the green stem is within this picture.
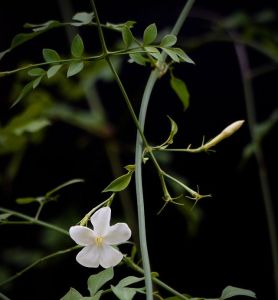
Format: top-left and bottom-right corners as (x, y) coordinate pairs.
(0, 245), (80, 287)
(0, 293), (11, 300)
(0, 207), (69, 235)
(134, 1), (196, 299)
(90, 0), (108, 54)
(124, 257), (190, 300)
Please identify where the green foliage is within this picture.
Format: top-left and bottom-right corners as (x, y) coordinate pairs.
(102, 171), (134, 193)
(67, 62), (84, 77)
(87, 268), (114, 296)
(47, 64), (62, 78)
(71, 12), (94, 26)
(170, 74), (190, 110)
(143, 23), (157, 45)
(160, 34), (178, 47)
(60, 288), (83, 300)
(71, 34), (84, 58)
(121, 27), (134, 48)
(42, 48), (61, 63)
(111, 276), (145, 300)
(220, 286), (256, 299)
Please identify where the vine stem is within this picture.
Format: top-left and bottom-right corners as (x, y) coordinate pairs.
(233, 42), (278, 300)
(0, 245), (80, 287)
(0, 207), (69, 235)
(134, 0), (196, 299)
(90, 0), (196, 299)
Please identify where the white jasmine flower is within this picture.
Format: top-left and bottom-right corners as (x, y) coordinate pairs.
(69, 207), (131, 268)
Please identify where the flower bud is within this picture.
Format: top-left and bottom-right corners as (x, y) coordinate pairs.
(203, 120), (244, 150)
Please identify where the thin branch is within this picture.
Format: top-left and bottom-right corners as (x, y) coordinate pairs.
(0, 245), (80, 287)
(0, 207), (69, 235)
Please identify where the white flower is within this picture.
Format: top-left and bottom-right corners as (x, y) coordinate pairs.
(69, 207), (131, 268)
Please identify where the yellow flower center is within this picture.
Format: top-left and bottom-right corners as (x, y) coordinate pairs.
(95, 236), (103, 246)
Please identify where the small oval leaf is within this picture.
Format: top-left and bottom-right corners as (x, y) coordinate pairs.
(67, 62), (84, 77)
(122, 27), (134, 48)
(43, 48), (60, 62)
(160, 34), (177, 47)
(170, 75), (190, 110)
(71, 34), (84, 58)
(103, 172), (133, 193)
(72, 12), (94, 25)
(221, 286), (256, 299)
(88, 268), (114, 296)
(47, 64), (62, 78)
(28, 68), (45, 77)
(16, 197), (37, 205)
(143, 23), (157, 45)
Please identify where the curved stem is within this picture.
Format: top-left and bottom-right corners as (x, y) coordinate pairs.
(0, 245), (80, 287)
(134, 1), (197, 299)
(0, 207), (69, 235)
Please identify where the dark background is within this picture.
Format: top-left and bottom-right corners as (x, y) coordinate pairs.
(0, 1), (277, 299)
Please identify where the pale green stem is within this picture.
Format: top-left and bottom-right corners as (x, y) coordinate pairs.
(134, 1), (196, 298)
(0, 207), (69, 235)
(163, 172), (200, 198)
(0, 245), (80, 287)
(0, 293), (11, 300)
(234, 42), (278, 300)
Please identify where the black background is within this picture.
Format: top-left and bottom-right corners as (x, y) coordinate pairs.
(0, 1), (277, 299)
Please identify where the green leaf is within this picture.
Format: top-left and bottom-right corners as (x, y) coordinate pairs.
(47, 65), (62, 78)
(72, 12), (94, 26)
(13, 118), (50, 135)
(87, 268), (114, 296)
(71, 34), (84, 58)
(171, 47), (195, 64)
(11, 81), (34, 108)
(144, 46), (161, 60)
(143, 23), (157, 45)
(32, 75), (43, 89)
(24, 20), (61, 32)
(122, 27), (134, 48)
(43, 48), (60, 62)
(16, 197), (37, 204)
(0, 21), (61, 61)
(220, 286), (256, 299)
(162, 48), (180, 62)
(124, 165), (135, 172)
(102, 172), (133, 193)
(80, 290), (102, 300)
(170, 75), (190, 110)
(106, 20), (136, 31)
(67, 62), (84, 77)
(117, 276), (144, 288)
(28, 68), (45, 77)
(128, 53), (147, 66)
(160, 34), (177, 47)
(162, 116), (178, 146)
(0, 213), (12, 221)
(60, 287), (83, 300)
(111, 286), (137, 300)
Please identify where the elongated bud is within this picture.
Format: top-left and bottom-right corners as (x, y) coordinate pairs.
(203, 120), (245, 150)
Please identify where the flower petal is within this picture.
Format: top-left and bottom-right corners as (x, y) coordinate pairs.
(76, 245), (101, 268)
(90, 207), (111, 236)
(69, 226), (96, 246)
(99, 245), (123, 268)
(104, 223), (131, 245)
